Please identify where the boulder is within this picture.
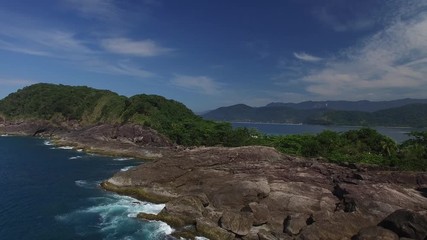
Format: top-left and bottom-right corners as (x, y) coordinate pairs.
(196, 217), (235, 240)
(220, 210), (254, 236)
(244, 202), (270, 226)
(164, 195), (205, 219)
(283, 213), (310, 235)
(203, 207), (223, 224)
(353, 226), (399, 240)
(258, 229), (279, 240)
(378, 209), (427, 239)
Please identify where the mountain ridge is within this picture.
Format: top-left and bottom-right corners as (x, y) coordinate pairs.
(203, 99), (427, 127)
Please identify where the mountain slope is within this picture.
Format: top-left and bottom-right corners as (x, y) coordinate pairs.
(203, 103), (427, 127)
(0, 83), (236, 146)
(265, 99), (427, 112)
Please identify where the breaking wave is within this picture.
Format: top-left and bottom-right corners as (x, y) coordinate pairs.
(120, 166), (135, 172)
(56, 189), (170, 239)
(113, 157), (134, 161)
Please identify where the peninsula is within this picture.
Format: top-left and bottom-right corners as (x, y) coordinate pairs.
(1, 83), (427, 240)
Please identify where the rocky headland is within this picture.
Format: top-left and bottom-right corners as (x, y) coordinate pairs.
(102, 146), (427, 240)
(1, 121), (427, 239)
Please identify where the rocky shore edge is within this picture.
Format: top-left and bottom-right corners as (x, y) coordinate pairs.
(1, 121), (427, 239)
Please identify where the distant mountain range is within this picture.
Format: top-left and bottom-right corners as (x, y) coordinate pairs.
(202, 99), (427, 127)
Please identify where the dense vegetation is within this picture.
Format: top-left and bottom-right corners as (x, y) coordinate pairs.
(1, 83), (426, 171)
(236, 128), (427, 171)
(203, 103), (427, 127)
(0, 83), (239, 146)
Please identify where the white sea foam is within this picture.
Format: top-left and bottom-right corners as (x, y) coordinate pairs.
(76, 149), (83, 152)
(74, 180), (99, 189)
(69, 156), (83, 160)
(43, 140), (53, 145)
(0, 134), (9, 137)
(120, 166), (135, 172)
(56, 193), (170, 238)
(50, 145), (74, 150)
(113, 157), (134, 161)
(58, 146), (74, 150)
(195, 237), (210, 240)
(156, 221), (174, 235)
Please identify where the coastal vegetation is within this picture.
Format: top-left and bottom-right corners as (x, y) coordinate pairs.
(0, 83), (426, 171)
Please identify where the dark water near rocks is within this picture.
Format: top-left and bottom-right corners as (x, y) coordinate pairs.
(232, 122), (422, 143)
(0, 136), (172, 240)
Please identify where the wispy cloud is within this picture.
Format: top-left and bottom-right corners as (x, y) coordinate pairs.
(244, 40), (270, 59)
(0, 19), (94, 58)
(0, 79), (36, 87)
(170, 75), (223, 95)
(297, 1), (427, 100)
(62, 0), (120, 21)
(293, 52), (323, 62)
(0, 39), (50, 56)
(0, 10), (166, 80)
(315, 7), (375, 32)
(102, 38), (173, 57)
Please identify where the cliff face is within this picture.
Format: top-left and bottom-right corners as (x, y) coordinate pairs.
(103, 146), (427, 240)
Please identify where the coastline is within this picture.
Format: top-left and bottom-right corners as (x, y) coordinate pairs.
(2, 121), (427, 239)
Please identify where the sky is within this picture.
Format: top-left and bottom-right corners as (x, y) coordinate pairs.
(0, 0), (427, 112)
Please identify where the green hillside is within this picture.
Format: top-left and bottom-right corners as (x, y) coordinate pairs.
(0, 83), (244, 146)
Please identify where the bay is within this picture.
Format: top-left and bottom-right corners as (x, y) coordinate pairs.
(232, 122), (422, 143)
(0, 136), (171, 240)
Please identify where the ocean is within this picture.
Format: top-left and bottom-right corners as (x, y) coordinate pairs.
(231, 122), (421, 143)
(0, 136), (172, 240)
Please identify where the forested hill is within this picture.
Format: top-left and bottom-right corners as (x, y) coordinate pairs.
(266, 98), (427, 112)
(203, 103), (427, 127)
(0, 83), (244, 146)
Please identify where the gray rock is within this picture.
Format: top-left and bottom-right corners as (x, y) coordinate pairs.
(353, 226), (399, 240)
(220, 210), (254, 236)
(196, 217), (235, 240)
(243, 202), (269, 226)
(379, 209), (427, 239)
(284, 213), (310, 235)
(203, 207), (223, 224)
(258, 229), (278, 240)
(164, 195), (205, 219)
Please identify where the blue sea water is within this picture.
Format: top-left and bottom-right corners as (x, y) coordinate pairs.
(0, 136), (172, 240)
(232, 122), (422, 143)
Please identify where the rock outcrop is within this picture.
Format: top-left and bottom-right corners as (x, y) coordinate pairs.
(0, 121), (174, 159)
(102, 146), (427, 239)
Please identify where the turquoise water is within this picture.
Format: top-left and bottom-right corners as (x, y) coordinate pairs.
(232, 122), (421, 143)
(0, 136), (172, 240)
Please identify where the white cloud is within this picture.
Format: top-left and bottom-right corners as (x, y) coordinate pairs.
(293, 52), (323, 62)
(0, 21), (93, 57)
(171, 75), (223, 95)
(0, 39), (50, 56)
(102, 38), (172, 57)
(0, 11), (161, 80)
(298, 1), (427, 100)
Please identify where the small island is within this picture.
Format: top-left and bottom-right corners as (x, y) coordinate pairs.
(1, 83), (427, 239)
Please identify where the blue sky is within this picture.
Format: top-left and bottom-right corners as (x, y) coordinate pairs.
(0, 0), (427, 111)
